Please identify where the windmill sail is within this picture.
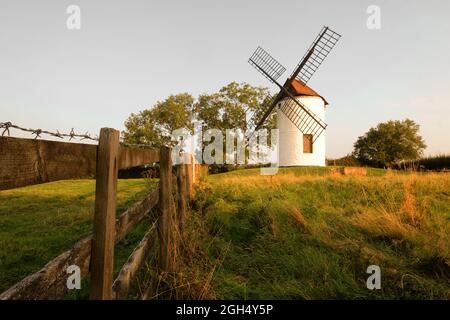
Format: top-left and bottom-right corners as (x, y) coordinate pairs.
(247, 26), (341, 143)
(247, 47), (287, 133)
(248, 46), (286, 84)
(290, 26), (341, 84)
(278, 93), (326, 143)
(251, 89), (284, 132)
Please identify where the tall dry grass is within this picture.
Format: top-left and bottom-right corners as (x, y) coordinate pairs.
(143, 169), (450, 299)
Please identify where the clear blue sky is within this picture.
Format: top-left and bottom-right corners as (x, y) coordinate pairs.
(1, 0), (449, 157)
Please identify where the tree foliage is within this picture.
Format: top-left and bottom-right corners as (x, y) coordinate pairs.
(122, 82), (273, 147)
(194, 82), (274, 132)
(123, 93), (194, 147)
(353, 119), (426, 168)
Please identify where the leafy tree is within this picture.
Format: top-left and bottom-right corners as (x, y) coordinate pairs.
(194, 82), (274, 132)
(123, 83), (274, 148)
(122, 93), (194, 147)
(353, 119), (426, 168)
(194, 82), (273, 171)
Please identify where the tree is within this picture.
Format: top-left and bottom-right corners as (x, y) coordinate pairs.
(122, 83), (274, 148)
(194, 82), (273, 170)
(122, 93), (194, 147)
(353, 119), (426, 168)
(194, 82), (274, 132)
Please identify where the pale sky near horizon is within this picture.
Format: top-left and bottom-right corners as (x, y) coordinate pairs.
(1, 0), (449, 158)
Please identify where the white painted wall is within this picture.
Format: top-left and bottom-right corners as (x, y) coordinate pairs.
(277, 96), (326, 167)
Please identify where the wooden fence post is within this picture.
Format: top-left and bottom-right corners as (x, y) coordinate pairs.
(158, 146), (174, 273)
(185, 154), (193, 202)
(195, 163), (200, 182)
(90, 128), (119, 300)
(176, 164), (187, 232)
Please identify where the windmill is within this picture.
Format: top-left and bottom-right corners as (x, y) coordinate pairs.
(248, 26), (341, 166)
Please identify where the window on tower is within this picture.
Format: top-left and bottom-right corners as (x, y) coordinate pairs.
(303, 134), (313, 153)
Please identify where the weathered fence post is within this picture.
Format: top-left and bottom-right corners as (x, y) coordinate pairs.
(185, 154), (194, 202)
(176, 164), (187, 232)
(158, 146), (174, 273)
(90, 128), (119, 300)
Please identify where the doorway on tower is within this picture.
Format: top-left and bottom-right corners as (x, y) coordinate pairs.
(303, 134), (313, 153)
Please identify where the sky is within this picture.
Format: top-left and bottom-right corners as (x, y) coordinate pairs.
(0, 0), (449, 158)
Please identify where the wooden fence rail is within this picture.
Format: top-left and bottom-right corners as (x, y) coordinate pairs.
(0, 127), (204, 300)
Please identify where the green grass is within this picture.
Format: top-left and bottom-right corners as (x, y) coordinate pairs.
(2, 168), (450, 300)
(180, 167), (450, 299)
(0, 179), (156, 295)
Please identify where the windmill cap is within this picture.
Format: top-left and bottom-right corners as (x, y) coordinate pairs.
(284, 79), (329, 105)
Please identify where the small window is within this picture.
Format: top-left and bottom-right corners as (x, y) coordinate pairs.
(303, 134), (313, 153)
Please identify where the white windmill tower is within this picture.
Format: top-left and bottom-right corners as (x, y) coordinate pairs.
(248, 27), (341, 167)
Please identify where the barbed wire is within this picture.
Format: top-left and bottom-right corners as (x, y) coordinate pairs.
(0, 121), (159, 149)
(0, 121), (98, 142)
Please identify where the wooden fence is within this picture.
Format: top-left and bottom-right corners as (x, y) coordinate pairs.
(0, 128), (205, 300)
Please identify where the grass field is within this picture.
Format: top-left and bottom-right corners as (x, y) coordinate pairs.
(1, 168), (450, 299)
(173, 167), (450, 299)
(0, 179), (157, 296)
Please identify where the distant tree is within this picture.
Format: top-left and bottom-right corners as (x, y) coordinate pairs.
(353, 119), (426, 168)
(122, 93), (194, 147)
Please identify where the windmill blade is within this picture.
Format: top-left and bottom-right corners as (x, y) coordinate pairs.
(290, 26), (341, 84)
(279, 94), (327, 143)
(247, 46), (287, 133)
(252, 89), (284, 131)
(248, 46), (286, 84)
(245, 92), (279, 141)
